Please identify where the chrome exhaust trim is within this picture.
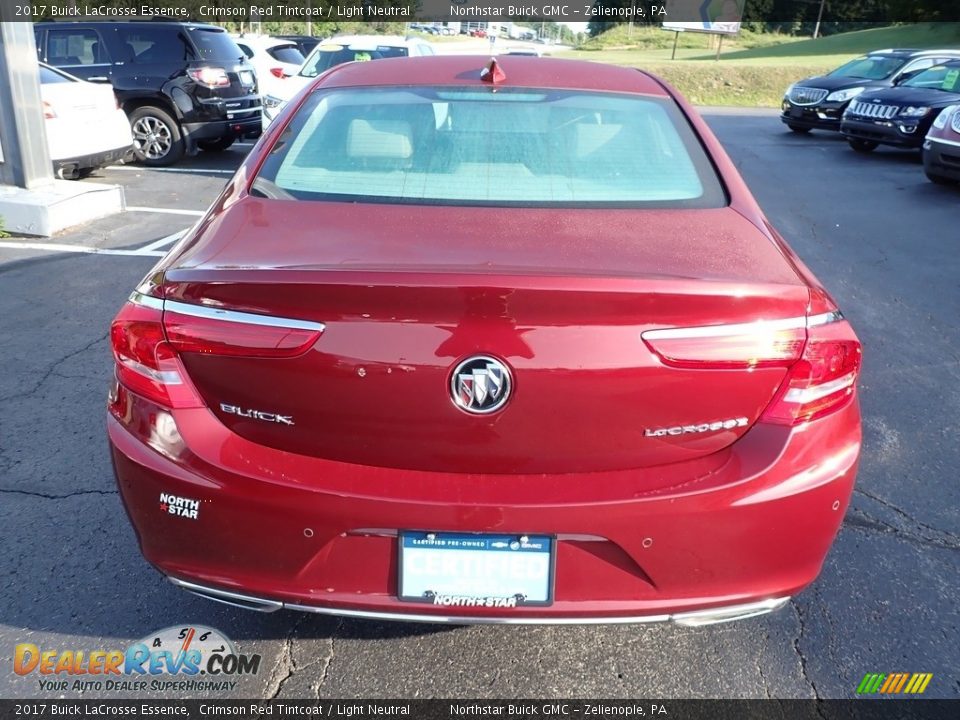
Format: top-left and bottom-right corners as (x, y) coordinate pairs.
(169, 577), (283, 613)
(168, 576), (789, 626)
(671, 596), (791, 626)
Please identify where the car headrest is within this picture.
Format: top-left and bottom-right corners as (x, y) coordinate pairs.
(574, 123), (624, 158)
(346, 119), (413, 160)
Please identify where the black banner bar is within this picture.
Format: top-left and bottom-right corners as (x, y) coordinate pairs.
(5, 1), (960, 24)
(1, 700), (959, 720)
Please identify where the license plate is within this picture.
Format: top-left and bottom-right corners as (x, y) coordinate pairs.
(240, 71), (254, 86)
(398, 532), (554, 607)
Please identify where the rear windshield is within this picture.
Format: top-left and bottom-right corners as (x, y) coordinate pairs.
(299, 46), (401, 78)
(254, 87), (726, 208)
(268, 44), (305, 65)
(829, 55), (905, 80)
(371, 46), (410, 59)
(118, 26), (243, 64)
(187, 27), (245, 63)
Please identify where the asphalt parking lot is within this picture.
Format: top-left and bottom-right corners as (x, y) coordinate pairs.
(1, 111), (958, 700)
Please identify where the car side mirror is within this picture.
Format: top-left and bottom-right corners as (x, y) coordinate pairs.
(895, 71), (918, 85)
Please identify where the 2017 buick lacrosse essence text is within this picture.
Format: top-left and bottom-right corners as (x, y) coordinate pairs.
(108, 56), (862, 625)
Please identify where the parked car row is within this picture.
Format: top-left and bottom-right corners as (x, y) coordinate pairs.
(782, 48), (960, 185)
(32, 22), (445, 173)
(34, 21), (262, 170)
(261, 35), (436, 128)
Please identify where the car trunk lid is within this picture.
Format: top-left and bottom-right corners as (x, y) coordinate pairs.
(159, 199), (810, 474)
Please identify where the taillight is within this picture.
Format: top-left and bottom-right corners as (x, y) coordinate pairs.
(642, 310), (862, 425)
(110, 293), (202, 409)
(761, 315), (862, 425)
(43, 101), (57, 119)
(188, 67), (231, 88)
(642, 318), (806, 369)
(269, 67), (286, 79)
(162, 301), (324, 358)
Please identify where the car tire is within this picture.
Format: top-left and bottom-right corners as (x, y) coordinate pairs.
(925, 170), (958, 185)
(129, 106), (184, 167)
(787, 124), (811, 134)
(848, 139), (878, 153)
(197, 136), (236, 153)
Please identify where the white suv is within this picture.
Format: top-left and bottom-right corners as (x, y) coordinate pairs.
(262, 35), (436, 127)
(232, 35), (305, 96)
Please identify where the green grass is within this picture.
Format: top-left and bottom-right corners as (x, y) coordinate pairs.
(575, 24), (785, 53)
(557, 23), (960, 107)
(707, 22), (960, 61)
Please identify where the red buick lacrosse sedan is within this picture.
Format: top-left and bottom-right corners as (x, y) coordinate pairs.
(109, 56), (862, 625)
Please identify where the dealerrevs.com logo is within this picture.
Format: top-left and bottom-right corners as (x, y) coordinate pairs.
(14, 625), (260, 693)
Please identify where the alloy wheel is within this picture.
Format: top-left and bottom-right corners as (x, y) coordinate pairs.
(132, 116), (173, 160)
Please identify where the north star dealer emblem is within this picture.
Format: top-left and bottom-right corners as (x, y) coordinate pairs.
(159, 493), (200, 520)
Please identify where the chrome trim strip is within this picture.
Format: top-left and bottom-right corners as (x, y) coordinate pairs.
(129, 291), (164, 311)
(926, 135), (960, 149)
(642, 310), (844, 342)
(642, 316), (808, 341)
(280, 604), (671, 625)
(672, 597), (791, 626)
(128, 291), (325, 332)
(168, 578), (283, 612)
(168, 576), (789, 626)
(807, 310), (844, 328)
(164, 300), (326, 332)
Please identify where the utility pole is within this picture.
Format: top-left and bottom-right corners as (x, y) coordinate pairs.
(813, 0), (826, 39)
(0, 21), (52, 188)
(0, 6), (124, 236)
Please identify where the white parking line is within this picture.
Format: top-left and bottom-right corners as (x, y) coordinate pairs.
(0, 241), (164, 257)
(138, 230), (186, 252)
(107, 165), (234, 175)
(127, 206), (205, 217)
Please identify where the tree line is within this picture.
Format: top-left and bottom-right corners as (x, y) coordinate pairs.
(587, 1), (960, 38)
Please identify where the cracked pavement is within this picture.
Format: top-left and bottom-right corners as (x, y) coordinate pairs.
(1, 114), (958, 699)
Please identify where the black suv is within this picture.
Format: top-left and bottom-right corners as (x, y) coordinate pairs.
(34, 21), (262, 166)
(781, 49), (960, 134)
(841, 60), (960, 153)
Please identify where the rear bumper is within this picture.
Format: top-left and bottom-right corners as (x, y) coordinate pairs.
(182, 117), (262, 143)
(53, 143), (132, 173)
(168, 577), (791, 626)
(923, 137), (960, 180)
(109, 395), (860, 623)
(841, 117), (925, 148)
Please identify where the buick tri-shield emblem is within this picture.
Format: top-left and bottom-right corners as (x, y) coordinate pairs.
(450, 356), (512, 414)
